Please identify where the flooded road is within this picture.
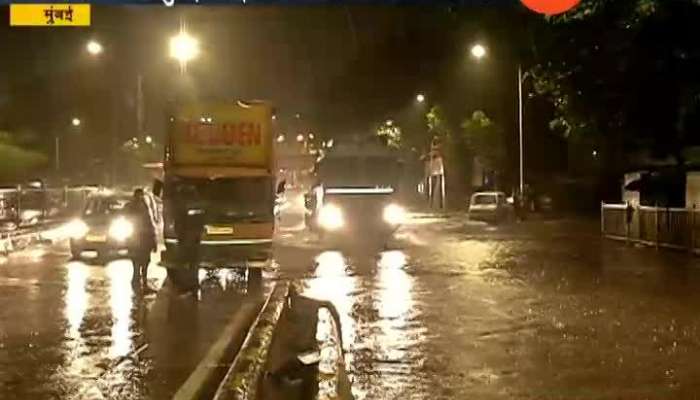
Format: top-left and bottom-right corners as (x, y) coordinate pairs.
(5, 210), (700, 399)
(0, 246), (263, 399)
(276, 213), (700, 400)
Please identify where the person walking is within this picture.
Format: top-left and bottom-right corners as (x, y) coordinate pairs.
(126, 188), (157, 290)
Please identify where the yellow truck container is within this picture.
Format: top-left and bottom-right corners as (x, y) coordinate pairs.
(159, 100), (277, 285)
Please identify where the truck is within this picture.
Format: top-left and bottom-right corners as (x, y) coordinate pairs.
(305, 136), (406, 246)
(157, 100), (278, 288)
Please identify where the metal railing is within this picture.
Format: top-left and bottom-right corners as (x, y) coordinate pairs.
(601, 202), (700, 252)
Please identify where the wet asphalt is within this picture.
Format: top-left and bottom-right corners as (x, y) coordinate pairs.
(5, 204), (700, 399)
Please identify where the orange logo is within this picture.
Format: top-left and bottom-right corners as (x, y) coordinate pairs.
(521, 0), (581, 15)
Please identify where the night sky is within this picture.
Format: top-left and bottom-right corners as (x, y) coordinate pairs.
(0, 3), (566, 185)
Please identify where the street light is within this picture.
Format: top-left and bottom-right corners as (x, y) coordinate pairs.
(71, 117), (81, 127)
(470, 43), (486, 60)
(416, 93), (426, 103)
(169, 30), (199, 69)
(296, 134), (305, 143)
(277, 134), (285, 143)
(145, 135), (153, 144)
(86, 40), (103, 56)
(470, 43), (525, 193)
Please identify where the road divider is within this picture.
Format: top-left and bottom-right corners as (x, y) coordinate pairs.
(173, 298), (267, 400)
(171, 280), (352, 400)
(0, 219), (68, 255)
(213, 281), (290, 400)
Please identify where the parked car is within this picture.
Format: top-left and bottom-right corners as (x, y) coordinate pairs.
(468, 191), (512, 223)
(66, 192), (133, 261)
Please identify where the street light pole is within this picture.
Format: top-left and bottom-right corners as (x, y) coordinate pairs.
(518, 63), (524, 194)
(55, 136), (60, 171)
(470, 44), (526, 194)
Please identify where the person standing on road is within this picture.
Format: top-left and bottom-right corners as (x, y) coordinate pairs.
(126, 188), (157, 290)
(172, 184), (205, 290)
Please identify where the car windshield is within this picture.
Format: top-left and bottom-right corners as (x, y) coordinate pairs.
(170, 177), (272, 211)
(472, 195), (497, 205)
(320, 156), (400, 188)
(84, 197), (129, 216)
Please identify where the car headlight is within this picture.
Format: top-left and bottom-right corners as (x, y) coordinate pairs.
(383, 203), (406, 225)
(318, 204), (344, 231)
(108, 217), (134, 242)
(66, 219), (89, 239)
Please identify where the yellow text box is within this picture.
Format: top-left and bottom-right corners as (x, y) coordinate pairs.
(10, 4), (90, 27)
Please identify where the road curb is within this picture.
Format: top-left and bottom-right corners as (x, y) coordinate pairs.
(213, 281), (290, 400)
(172, 298), (265, 400)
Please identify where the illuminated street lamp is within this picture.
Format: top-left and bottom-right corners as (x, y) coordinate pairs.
(416, 93), (426, 103)
(71, 117), (81, 127)
(86, 40), (103, 56)
(470, 42), (524, 193)
(296, 134), (305, 143)
(470, 43), (486, 60)
(169, 30), (200, 69)
(277, 134), (285, 143)
(145, 135), (153, 144)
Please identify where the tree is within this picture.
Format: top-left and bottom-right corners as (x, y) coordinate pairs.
(376, 121), (402, 149)
(0, 130), (48, 181)
(531, 0), (700, 166)
(425, 105), (451, 140)
(461, 110), (505, 177)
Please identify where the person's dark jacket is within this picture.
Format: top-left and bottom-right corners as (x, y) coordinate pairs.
(126, 199), (157, 255)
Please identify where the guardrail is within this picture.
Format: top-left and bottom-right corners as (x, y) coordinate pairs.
(0, 219), (68, 254)
(601, 202), (700, 252)
(207, 282), (352, 400)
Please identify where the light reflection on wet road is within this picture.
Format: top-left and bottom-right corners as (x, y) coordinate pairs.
(278, 215), (700, 400)
(7, 211), (700, 399)
(0, 246), (261, 400)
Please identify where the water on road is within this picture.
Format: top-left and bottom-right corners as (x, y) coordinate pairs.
(0, 246), (260, 400)
(277, 214), (700, 400)
(5, 210), (700, 399)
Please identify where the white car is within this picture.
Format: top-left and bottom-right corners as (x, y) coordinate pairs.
(468, 191), (512, 223)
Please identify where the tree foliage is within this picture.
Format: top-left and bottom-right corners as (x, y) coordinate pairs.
(0, 130), (48, 181)
(531, 0), (700, 164)
(426, 106), (452, 140)
(460, 110), (505, 173)
(376, 122), (402, 149)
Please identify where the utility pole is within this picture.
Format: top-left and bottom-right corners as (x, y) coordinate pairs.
(518, 63), (524, 194)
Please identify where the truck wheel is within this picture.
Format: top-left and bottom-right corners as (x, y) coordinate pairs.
(167, 267), (198, 292)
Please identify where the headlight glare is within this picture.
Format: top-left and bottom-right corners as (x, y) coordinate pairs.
(108, 217), (134, 242)
(318, 204), (344, 231)
(383, 203), (406, 225)
(66, 219), (89, 239)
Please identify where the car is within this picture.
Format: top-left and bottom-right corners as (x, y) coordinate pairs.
(468, 191), (512, 223)
(66, 192), (134, 261)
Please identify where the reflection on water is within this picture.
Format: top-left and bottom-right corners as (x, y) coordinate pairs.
(63, 261), (91, 384)
(107, 260), (134, 358)
(303, 249), (424, 400)
(305, 251), (358, 349)
(65, 262), (89, 340)
(376, 250), (414, 361)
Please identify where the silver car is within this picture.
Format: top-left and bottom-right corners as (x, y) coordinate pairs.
(468, 191), (512, 223)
